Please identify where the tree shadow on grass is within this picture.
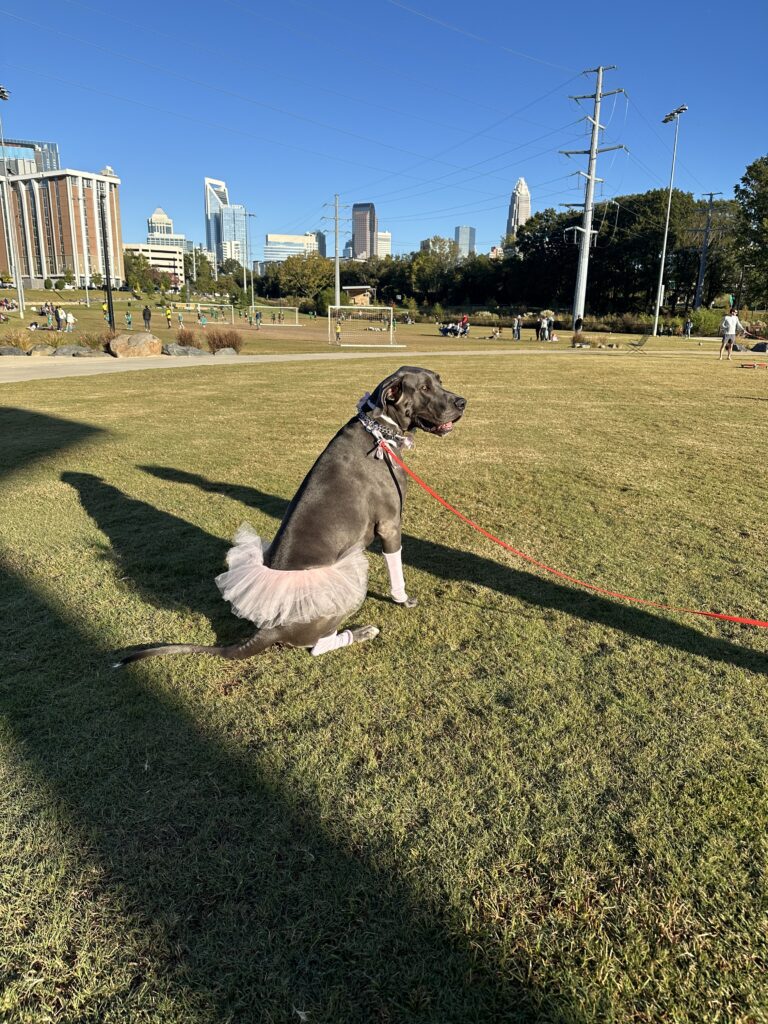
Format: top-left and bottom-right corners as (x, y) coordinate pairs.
(1, 414), (579, 1021)
(141, 465), (768, 677)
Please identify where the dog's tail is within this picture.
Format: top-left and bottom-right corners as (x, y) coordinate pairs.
(114, 628), (277, 668)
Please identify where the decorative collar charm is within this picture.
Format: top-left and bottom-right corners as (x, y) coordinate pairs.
(356, 394), (414, 460)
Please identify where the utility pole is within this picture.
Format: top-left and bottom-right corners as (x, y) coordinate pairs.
(334, 193), (340, 307)
(0, 85), (25, 316)
(561, 67), (624, 331)
(98, 187), (115, 331)
(246, 211), (257, 313)
(693, 191), (722, 310)
(322, 195), (351, 308)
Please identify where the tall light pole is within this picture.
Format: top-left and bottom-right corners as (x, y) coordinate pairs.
(651, 104), (687, 337)
(0, 85), (25, 316)
(246, 211), (257, 314)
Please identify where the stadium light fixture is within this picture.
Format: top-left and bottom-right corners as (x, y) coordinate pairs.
(652, 105), (688, 337)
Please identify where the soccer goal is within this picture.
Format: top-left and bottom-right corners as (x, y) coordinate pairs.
(181, 302), (234, 324)
(249, 305), (299, 326)
(328, 306), (404, 347)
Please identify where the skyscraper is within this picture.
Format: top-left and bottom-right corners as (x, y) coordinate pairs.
(454, 225), (476, 258)
(352, 202), (377, 259)
(204, 177), (229, 257)
(377, 231), (392, 257)
(505, 178), (531, 239)
(204, 178), (248, 265)
(146, 207), (192, 251)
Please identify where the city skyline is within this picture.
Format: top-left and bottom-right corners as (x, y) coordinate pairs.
(2, 0), (764, 260)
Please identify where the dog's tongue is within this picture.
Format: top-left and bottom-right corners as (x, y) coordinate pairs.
(438, 421), (454, 432)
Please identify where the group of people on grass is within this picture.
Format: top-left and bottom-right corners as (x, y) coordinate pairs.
(25, 302), (76, 333)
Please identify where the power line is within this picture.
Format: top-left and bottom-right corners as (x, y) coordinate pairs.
(384, 0), (578, 72)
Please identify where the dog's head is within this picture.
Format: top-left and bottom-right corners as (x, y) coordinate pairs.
(368, 366), (466, 436)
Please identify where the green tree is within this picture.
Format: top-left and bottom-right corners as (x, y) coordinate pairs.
(734, 155), (768, 306)
(43, 278), (53, 290)
(278, 253), (333, 298)
(410, 237), (458, 304)
(91, 272), (103, 288)
(123, 251), (154, 293)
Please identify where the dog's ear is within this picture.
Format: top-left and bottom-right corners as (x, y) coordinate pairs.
(384, 378), (403, 405)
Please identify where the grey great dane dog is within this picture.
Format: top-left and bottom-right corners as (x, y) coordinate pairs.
(118, 366), (465, 665)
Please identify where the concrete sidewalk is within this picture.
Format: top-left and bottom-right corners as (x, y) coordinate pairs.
(0, 346), (712, 385)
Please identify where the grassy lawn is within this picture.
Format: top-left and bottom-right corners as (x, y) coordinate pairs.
(1, 288), (727, 358)
(1, 352), (767, 1022)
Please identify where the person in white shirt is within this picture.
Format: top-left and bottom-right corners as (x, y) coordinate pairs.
(719, 310), (746, 361)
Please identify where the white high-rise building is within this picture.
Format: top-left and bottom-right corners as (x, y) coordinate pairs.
(146, 207), (192, 251)
(263, 232), (326, 263)
(377, 231), (392, 257)
(505, 177), (531, 238)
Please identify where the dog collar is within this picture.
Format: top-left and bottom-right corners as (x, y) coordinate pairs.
(357, 410), (414, 459)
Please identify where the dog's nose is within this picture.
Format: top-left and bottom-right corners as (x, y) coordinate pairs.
(454, 396), (466, 411)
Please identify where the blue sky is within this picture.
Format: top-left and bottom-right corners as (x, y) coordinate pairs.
(2, 0), (765, 259)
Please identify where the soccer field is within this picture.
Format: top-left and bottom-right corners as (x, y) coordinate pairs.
(1, 353), (766, 1022)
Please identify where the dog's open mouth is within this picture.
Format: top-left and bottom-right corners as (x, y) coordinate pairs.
(416, 416), (460, 435)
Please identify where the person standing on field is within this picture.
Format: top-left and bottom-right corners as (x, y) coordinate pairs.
(165, 306), (172, 329)
(142, 305), (152, 331)
(719, 309), (746, 361)
(125, 310), (132, 330)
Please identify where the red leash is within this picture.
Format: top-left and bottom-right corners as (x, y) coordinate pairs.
(380, 442), (768, 630)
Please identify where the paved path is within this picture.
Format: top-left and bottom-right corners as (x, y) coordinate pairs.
(0, 347), (714, 385)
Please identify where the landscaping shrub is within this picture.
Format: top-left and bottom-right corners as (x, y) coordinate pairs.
(78, 330), (113, 350)
(43, 278), (53, 290)
(1, 327), (30, 350)
(205, 328), (243, 354)
(691, 308), (724, 337)
(177, 327), (200, 348)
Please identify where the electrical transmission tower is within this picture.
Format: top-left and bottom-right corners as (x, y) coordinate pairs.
(560, 66), (625, 330)
(322, 195), (351, 307)
(693, 191), (722, 310)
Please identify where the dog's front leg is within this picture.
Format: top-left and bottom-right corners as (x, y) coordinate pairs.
(378, 527), (418, 608)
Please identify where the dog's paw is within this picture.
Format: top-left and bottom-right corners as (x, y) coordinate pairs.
(349, 625), (380, 644)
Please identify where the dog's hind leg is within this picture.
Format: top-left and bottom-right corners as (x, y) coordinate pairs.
(309, 626), (380, 656)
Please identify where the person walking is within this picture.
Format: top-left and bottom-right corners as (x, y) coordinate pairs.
(165, 306), (172, 329)
(719, 309), (746, 361)
(142, 305), (152, 331)
(684, 316), (693, 338)
(334, 320), (342, 345)
(124, 310), (133, 330)
(65, 311), (76, 333)
(57, 306), (66, 332)
(177, 310), (184, 328)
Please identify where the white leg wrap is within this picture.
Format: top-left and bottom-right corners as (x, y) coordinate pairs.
(310, 629), (353, 657)
(384, 548), (408, 603)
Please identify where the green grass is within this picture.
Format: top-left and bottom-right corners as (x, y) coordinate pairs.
(1, 288), (729, 358)
(1, 353), (767, 1022)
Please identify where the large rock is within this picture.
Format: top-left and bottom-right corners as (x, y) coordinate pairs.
(0, 345), (24, 356)
(28, 343), (56, 356)
(54, 345), (92, 357)
(73, 348), (108, 357)
(213, 347), (239, 356)
(162, 342), (206, 356)
(109, 331), (162, 358)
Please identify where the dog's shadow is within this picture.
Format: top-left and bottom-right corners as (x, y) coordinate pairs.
(133, 465), (768, 676)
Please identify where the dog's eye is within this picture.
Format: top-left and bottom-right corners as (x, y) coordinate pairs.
(420, 384), (430, 391)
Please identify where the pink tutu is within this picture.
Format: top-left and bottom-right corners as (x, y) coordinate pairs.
(215, 523), (368, 628)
